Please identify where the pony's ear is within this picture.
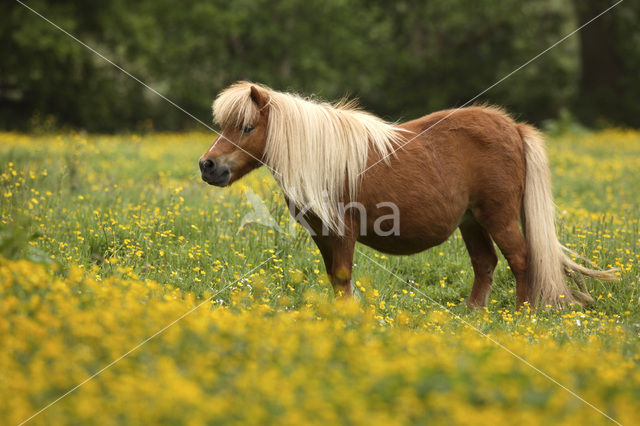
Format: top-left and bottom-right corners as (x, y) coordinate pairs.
(249, 85), (268, 109)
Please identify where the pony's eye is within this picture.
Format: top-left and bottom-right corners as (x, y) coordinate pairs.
(242, 125), (254, 134)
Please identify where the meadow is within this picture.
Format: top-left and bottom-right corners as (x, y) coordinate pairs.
(1, 129), (639, 424)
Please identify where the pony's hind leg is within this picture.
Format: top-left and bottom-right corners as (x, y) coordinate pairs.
(459, 213), (498, 308)
(475, 211), (529, 307)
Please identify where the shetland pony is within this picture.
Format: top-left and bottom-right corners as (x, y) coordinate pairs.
(199, 82), (617, 308)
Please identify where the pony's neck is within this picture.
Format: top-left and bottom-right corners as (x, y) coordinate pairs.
(262, 91), (403, 232)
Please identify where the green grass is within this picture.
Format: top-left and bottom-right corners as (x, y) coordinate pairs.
(1, 130), (639, 336)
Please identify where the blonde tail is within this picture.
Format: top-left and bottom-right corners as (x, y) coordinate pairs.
(518, 124), (618, 307)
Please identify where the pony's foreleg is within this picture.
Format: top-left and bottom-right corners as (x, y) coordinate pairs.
(313, 235), (355, 297)
(312, 235), (334, 281)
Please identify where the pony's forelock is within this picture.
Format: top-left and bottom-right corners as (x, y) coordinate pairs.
(213, 82), (406, 232)
(212, 82), (261, 129)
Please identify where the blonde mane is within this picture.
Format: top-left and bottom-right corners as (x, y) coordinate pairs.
(213, 82), (406, 232)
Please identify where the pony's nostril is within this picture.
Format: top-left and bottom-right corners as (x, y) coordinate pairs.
(200, 159), (215, 172)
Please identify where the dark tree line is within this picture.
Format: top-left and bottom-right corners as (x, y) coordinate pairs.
(1, 0), (638, 132)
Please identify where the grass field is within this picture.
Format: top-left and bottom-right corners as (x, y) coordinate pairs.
(1, 130), (639, 424)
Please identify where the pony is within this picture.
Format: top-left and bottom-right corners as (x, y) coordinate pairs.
(199, 82), (618, 308)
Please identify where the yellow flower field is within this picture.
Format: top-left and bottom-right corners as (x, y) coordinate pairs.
(0, 130), (639, 424)
(1, 257), (639, 425)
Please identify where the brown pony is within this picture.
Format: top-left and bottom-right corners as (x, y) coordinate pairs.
(199, 82), (617, 308)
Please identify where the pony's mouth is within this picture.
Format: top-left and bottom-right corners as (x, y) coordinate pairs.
(201, 167), (231, 187)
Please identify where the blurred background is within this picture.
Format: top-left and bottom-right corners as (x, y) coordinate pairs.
(1, 0), (638, 132)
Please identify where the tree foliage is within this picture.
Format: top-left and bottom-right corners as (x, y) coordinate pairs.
(1, 0), (637, 131)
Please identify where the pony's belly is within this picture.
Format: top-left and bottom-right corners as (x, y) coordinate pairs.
(357, 231), (451, 255)
(356, 200), (465, 255)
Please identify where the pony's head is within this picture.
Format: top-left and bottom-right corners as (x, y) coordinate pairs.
(200, 81), (405, 232)
(199, 83), (270, 187)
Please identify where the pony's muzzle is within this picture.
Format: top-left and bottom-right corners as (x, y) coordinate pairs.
(199, 158), (231, 187)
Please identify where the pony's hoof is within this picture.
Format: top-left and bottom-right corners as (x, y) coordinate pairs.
(466, 299), (487, 310)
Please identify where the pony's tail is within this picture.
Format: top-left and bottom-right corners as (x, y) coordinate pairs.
(518, 124), (619, 307)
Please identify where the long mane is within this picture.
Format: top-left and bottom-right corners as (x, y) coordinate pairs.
(213, 82), (406, 232)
